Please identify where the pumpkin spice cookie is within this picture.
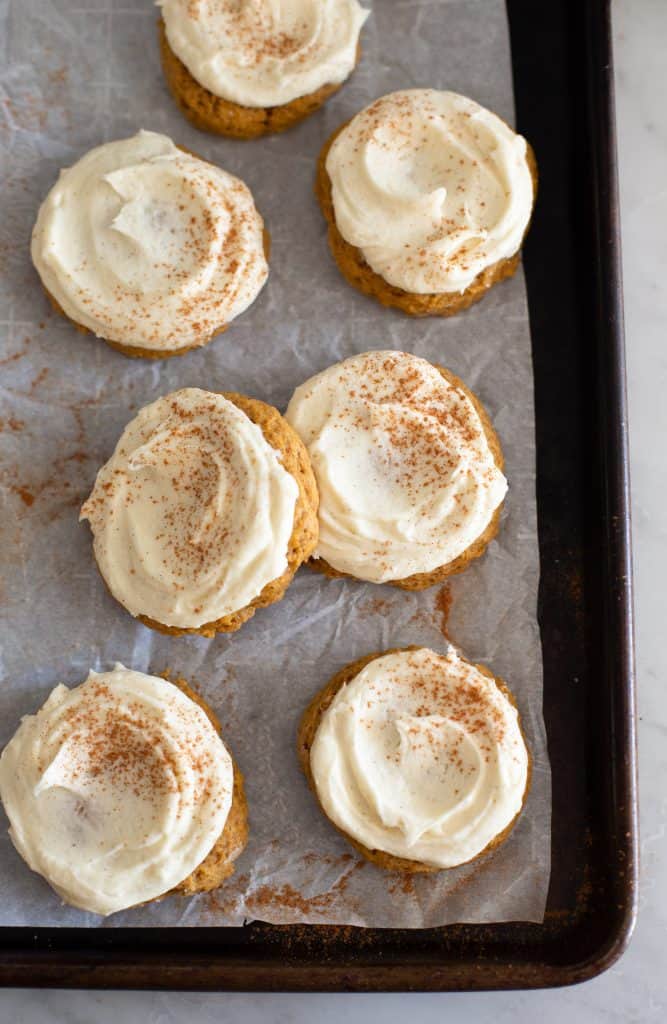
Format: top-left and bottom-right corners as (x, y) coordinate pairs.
(0, 664), (247, 915)
(80, 388), (319, 637)
(31, 131), (269, 358)
(298, 646), (531, 872)
(316, 89), (537, 316)
(285, 350), (507, 589)
(158, 0), (369, 139)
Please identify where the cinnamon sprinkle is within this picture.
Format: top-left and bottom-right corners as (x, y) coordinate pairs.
(434, 583), (452, 638)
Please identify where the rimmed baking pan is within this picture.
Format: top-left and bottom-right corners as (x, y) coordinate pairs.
(0, 0), (637, 990)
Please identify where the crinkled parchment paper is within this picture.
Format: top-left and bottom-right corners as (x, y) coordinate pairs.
(0, 0), (550, 927)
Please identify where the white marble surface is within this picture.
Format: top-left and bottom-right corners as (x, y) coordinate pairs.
(3, 0), (665, 1018)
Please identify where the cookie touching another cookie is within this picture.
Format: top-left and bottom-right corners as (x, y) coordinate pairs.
(286, 350), (507, 589)
(81, 388), (319, 637)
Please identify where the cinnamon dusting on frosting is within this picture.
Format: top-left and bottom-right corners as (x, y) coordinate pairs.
(160, 0), (369, 109)
(326, 89), (534, 295)
(286, 351), (507, 583)
(307, 647), (529, 868)
(81, 388), (299, 629)
(0, 666), (234, 915)
(31, 132), (268, 352)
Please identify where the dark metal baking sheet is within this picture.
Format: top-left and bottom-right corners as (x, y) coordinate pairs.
(0, 0), (637, 990)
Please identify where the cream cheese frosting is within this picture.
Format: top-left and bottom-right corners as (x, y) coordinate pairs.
(159, 0), (369, 108)
(325, 89), (534, 294)
(285, 350), (507, 583)
(0, 665), (233, 916)
(80, 388), (299, 629)
(309, 647), (529, 868)
(31, 131), (268, 352)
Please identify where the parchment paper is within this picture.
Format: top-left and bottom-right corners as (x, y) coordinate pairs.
(0, 0), (551, 927)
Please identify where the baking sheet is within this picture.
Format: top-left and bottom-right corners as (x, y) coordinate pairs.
(0, 0), (550, 927)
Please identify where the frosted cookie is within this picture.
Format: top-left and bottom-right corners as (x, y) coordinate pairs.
(31, 131), (269, 358)
(158, 0), (369, 139)
(316, 89), (537, 315)
(0, 665), (247, 915)
(298, 646), (530, 872)
(81, 388), (319, 636)
(285, 350), (507, 588)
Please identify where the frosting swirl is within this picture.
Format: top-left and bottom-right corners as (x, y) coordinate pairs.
(159, 0), (369, 108)
(285, 351), (507, 583)
(31, 131), (268, 352)
(309, 647), (529, 868)
(325, 89), (534, 294)
(80, 388), (299, 629)
(0, 665), (233, 916)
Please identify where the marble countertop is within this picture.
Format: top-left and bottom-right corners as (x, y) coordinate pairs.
(4, 0), (665, 1018)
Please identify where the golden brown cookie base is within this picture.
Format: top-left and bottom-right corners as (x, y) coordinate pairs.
(42, 225), (270, 360)
(297, 648), (532, 873)
(43, 286), (225, 359)
(108, 392), (320, 638)
(308, 364), (504, 590)
(159, 20), (360, 139)
(168, 678), (248, 895)
(316, 123), (538, 316)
